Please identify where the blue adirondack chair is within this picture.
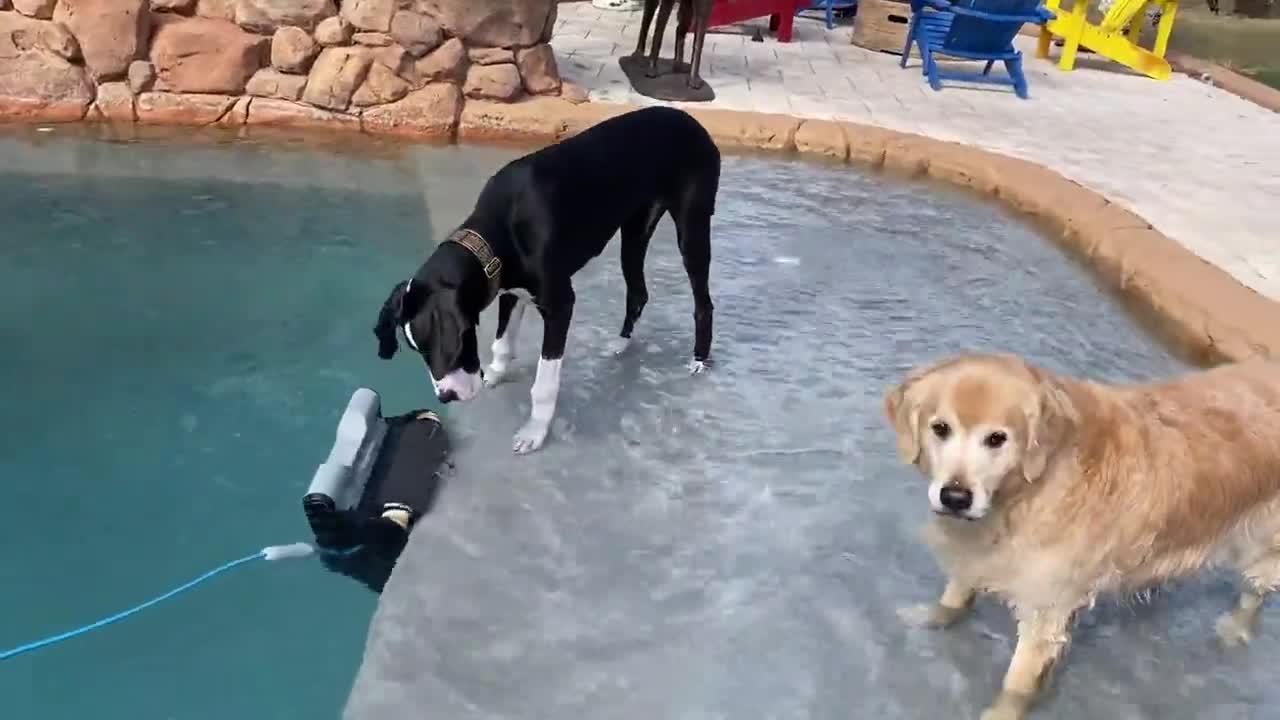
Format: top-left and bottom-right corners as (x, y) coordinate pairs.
(898, 0), (1055, 99)
(799, 0), (859, 29)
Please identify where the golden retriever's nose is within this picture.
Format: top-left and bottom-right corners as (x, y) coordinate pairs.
(940, 483), (973, 512)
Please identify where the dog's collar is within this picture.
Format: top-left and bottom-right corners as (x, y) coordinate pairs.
(445, 228), (502, 306)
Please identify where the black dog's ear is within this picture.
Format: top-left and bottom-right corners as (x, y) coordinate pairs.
(428, 289), (466, 368)
(374, 280), (411, 359)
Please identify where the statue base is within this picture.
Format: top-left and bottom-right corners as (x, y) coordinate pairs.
(618, 54), (716, 103)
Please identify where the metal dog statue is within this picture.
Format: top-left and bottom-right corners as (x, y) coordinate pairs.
(620, 0), (716, 101)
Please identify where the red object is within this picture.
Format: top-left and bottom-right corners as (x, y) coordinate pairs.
(707, 0), (807, 42)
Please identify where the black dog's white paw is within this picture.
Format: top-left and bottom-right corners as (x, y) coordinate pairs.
(689, 358), (711, 375)
(483, 365), (511, 388)
(607, 337), (631, 356)
(513, 418), (550, 454)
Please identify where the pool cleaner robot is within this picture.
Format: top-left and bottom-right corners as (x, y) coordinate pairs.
(303, 388), (450, 592)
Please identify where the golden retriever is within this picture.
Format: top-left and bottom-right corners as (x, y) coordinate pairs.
(883, 352), (1280, 720)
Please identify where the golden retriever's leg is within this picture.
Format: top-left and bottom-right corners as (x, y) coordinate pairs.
(981, 606), (1075, 720)
(896, 578), (976, 629)
(1216, 549), (1280, 648)
(1216, 590), (1266, 648)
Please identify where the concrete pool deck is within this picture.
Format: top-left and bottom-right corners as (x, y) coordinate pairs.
(550, 4), (1280, 355)
(554, 4), (1280, 299)
(2, 4), (1277, 364)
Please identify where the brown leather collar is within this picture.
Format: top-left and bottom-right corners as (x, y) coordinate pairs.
(445, 228), (502, 306)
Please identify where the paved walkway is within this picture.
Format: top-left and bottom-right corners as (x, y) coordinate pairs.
(551, 3), (1280, 303)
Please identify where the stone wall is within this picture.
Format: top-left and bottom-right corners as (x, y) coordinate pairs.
(0, 0), (572, 136)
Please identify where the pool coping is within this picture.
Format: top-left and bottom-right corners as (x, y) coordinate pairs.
(6, 93), (1276, 365)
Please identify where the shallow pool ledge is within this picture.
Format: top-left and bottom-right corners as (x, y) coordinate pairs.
(7, 94), (1276, 364)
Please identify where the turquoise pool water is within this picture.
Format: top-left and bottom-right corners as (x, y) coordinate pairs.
(0, 129), (520, 719)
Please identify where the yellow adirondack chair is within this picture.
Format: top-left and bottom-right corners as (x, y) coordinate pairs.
(1035, 0), (1179, 80)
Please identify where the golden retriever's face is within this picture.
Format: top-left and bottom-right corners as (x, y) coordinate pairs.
(884, 355), (1074, 521)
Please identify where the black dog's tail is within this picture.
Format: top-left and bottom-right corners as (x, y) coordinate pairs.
(374, 280), (411, 359)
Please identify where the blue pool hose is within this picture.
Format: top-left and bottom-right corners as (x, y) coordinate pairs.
(0, 542), (357, 663)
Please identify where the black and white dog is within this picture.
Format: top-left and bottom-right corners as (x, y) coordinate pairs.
(373, 106), (721, 454)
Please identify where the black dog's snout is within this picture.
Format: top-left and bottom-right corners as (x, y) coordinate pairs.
(939, 485), (973, 512)
(437, 389), (458, 404)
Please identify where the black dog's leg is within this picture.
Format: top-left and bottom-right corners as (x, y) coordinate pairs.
(485, 293), (528, 388)
(513, 285), (575, 455)
(647, 0), (677, 78)
(634, 0), (660, 56)
(613, 206), (663, 355)
(674, 208), (714, 372)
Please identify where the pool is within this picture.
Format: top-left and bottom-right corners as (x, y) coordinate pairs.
(0, 128), (515, 719)
(0, 127), (1270, 720)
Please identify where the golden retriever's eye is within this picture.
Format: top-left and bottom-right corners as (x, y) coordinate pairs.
(984, 431), (1008, 449)
(930, 421), (951, 440)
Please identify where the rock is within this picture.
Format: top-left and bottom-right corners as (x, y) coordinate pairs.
(271, 26), (318, 72)
(12, 0), (55, 19)
(540, 0), (555, 43)
(302, 46), (371, 109)
(127, 59), (154, 92)
(195, 0), (234, 20)
(54, 0), (151, 80)
(150, 0), (194, 11)
(246, 67), (307, 99)
(362, 82), (459, 138)
(558, 81), (588, 104)
(150, 15), (267, 94)
(515, 43), (559, 95)
(341, 0), (393, 32)
(0, 0), (9, 9)
(314, 15), (351, 45)
(409, 36), (464, 87)
(351, 61), (408, 106)
(0, 49), (93, 121)
(136, 91), (236, 125)
(389, 10), (440, 57)
(0, 11), (80, 59)
(416, 0), (555, 48)
(370, 44), (407, 74)
(468, 46), (513, 66)
(217, 95), (251, 126)
(92, 81), (134, 122)
(234, 0), (335, 33)
(353, 31), (392, 46)
(246, 97), (359, 130)
(463, 62), (521, 102)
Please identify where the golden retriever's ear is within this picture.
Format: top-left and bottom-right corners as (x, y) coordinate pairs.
(884, 363), (945, 465)
(1022, 373), (1078, 483)
(883, 380), (921, 465)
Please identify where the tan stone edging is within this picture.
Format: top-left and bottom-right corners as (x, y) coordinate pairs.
(5, 93), (1276, 364)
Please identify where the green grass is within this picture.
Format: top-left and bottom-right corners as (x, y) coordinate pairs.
(1165, 4), (1280, 89)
